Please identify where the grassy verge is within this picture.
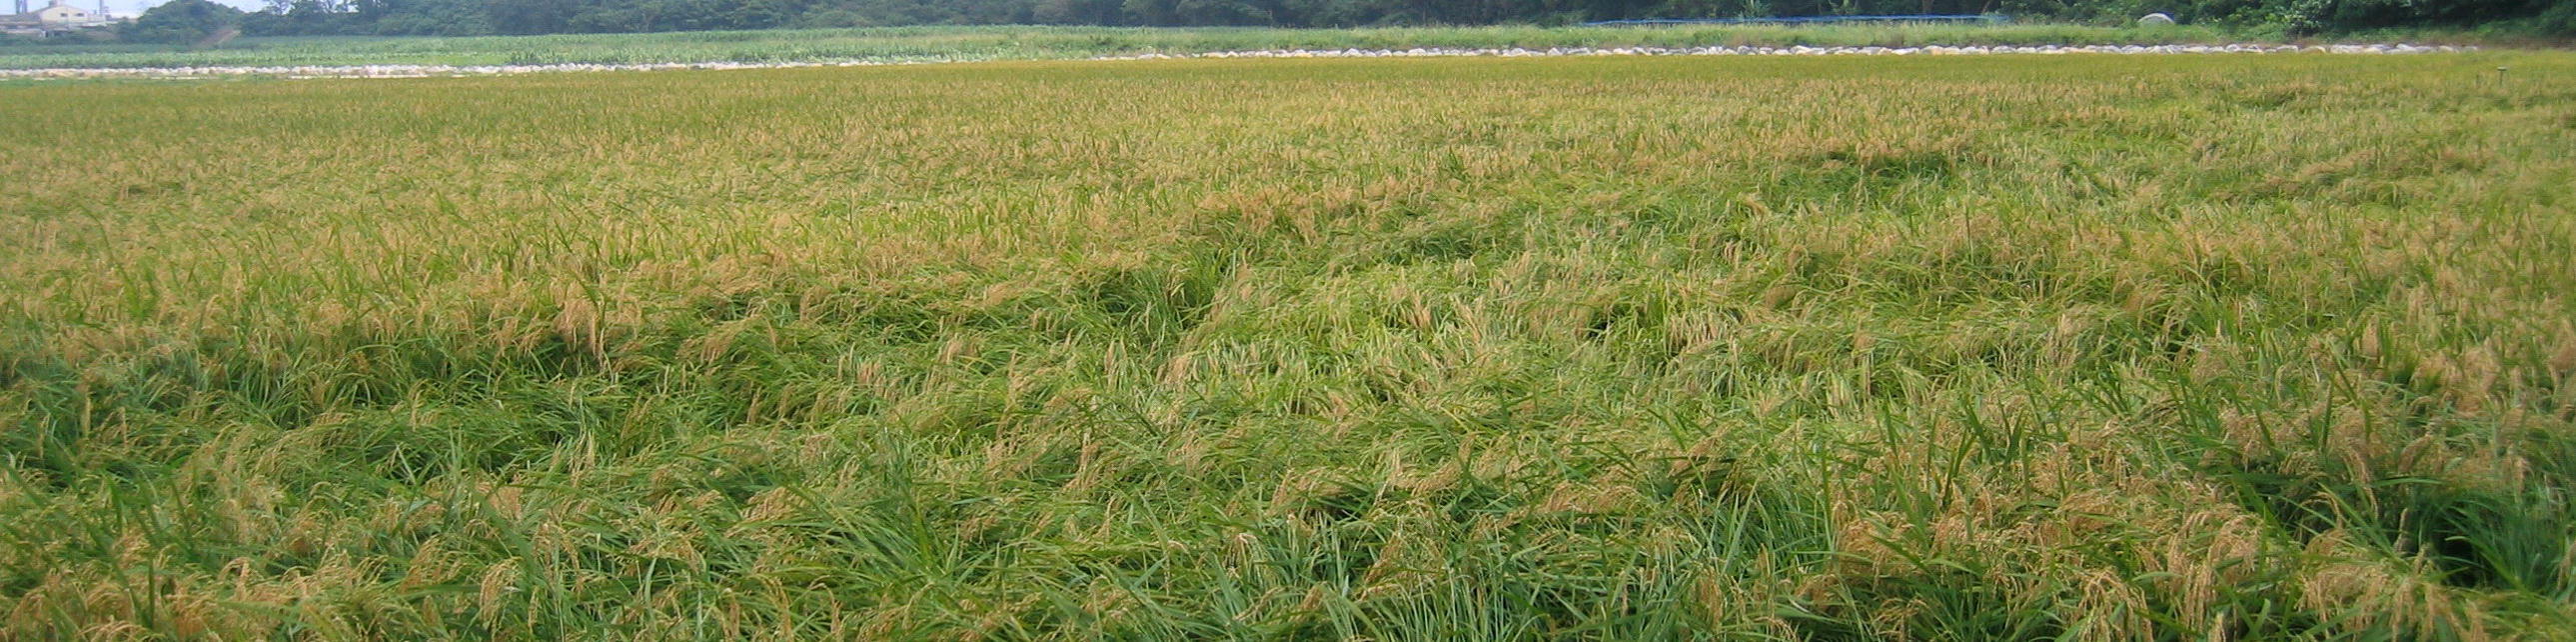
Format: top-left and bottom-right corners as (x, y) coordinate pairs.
(4, 53), (2574, 638)
(0, 22), (2409, 70)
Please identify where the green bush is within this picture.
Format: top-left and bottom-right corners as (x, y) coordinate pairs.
(117, 0), (243, 45)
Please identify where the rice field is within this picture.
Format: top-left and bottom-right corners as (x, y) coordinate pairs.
(3, 51), (2574, 639)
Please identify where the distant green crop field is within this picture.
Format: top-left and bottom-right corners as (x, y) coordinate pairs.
(0, 22), (2321, 69)
(4, 53), (2574, 639)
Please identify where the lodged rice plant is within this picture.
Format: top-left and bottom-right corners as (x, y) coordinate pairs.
(2, 52), (2573, 638)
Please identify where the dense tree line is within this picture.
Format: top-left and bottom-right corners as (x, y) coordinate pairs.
(116, 0), (2573, 44)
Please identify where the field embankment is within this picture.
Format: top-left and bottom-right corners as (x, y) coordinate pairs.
(0, 22), (2501, 70)
(0, 43), (2476, 80)
(3, 53), (2574, 638)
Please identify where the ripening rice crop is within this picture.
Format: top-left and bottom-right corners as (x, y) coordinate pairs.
(2, 52), (2573, 639)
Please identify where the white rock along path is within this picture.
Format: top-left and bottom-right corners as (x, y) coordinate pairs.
(0, 43), (2471, 80)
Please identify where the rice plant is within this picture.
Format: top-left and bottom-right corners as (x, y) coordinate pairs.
(1, 51), (2572, 639)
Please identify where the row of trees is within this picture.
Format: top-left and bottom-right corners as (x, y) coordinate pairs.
(117, 0), (2573, 44)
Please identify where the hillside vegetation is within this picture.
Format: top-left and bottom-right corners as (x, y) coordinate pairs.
(104, 0), (2576, 42)
(3, 53), (2574, 638)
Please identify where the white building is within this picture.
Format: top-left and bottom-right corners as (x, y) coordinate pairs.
(2, 1), (116, 37)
